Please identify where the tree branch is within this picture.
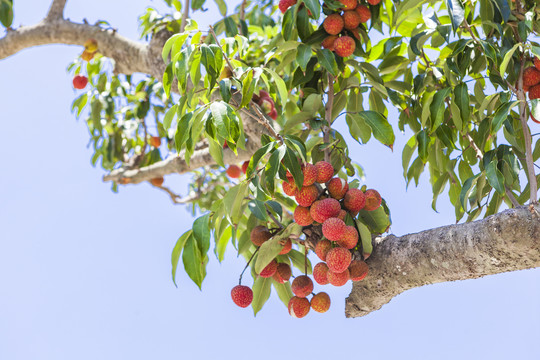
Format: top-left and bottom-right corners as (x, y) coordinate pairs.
(180, 0), (190, 33)
(46, 0), (67, 20)
(345, 205), (540, 317)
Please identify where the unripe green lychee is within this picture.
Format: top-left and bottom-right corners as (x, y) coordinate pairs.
(327, 268), (350, 286)
(294, 206), (313, 226)
(295, 185), (319, 207)
(259, 259), (278, 278)
(313, 262), (330, 285)
(344, 188), (366, 213)
(311, 292), (331, 313)
(231, 285), (253, 308)
(273, 262), (292, 283)
(334, 36), (356, 57)
(355, 5), (371, 23)
(291, 275), (314, 298)
(327, 177), (349, 199)
(338, 0), (357, 10)
(302, 163), (319, 186)
(315, 161), (334, 183)
(279, 239), (292, 255)
(337, 225), (359, 249)
(250, 225), (272, 246)
(322, 217), (346, 241)
(349, 260), (369, 281)
(315, 239), (332, 261)
(321, 35), (338, 51)
(364, 189), (382, 211)
(342, 10), (361, 30)
(323, 14), (344, 35)
(282, 179), (298, 196)
(288, 296), (310, 318)
(310, 198), (341, 224)
(326, 246), (352, 273)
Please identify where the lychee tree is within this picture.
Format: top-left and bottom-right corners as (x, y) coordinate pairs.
(1, 0), (539, 317)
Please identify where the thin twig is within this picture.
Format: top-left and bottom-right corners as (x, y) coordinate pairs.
(267, 209), (284, 229)
(180, 0), (190, 32)
(239, 248), (259, 284)
(208, 25), (235, 71)
(505, 187), (521, 207)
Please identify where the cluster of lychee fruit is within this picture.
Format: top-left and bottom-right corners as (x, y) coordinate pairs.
(321, 0), (380, 58)
(522, 57), (540, 124)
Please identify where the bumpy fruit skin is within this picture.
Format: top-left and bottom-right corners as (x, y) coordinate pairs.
(149, 136), (161, 147)
(523, 67), (540, 86)
(327, 268), (350, 286)
(150, 177), (164, 187)
(339, 0), (358, 10)
(273, 262), (292, 283)
(231, 285), (253, 308)
(342, 10), (361, 30)
(291, 275), (314, 298)
(241, 161), (249, 174)
(313, 262), (330, 285)
(279, 239), (292, 255)
(334, 36), (356, 57)
(322, 217), (346, 241)
(535, 57), (540, 71)
(288, 296), (310, 318)
(364, 189), (382, 211)
(530, 84), (540, 100)
(72, 75), (88, 89)
(279, 0), (297, 13)
(355, 5), (371, 23)
(294, 206), (313, 226)
(321, 36), (338, 51)
(337, 209), (347, 220)
(326, 246), (352, 273)
(310, 198), (341, 223)
(323, 14), (344, 35)
(349, 260), (369, 281)
(84, 39), (98, 52)
(311, 292), (331, 313)
(250, 225), (272, 246)
(367, 0), (381, 4)
(302, 163), (319, 186)
(315, 161), (334, 183)
(282, 179), (298, 196)
(344, 188), (366, 213)
(259, 259), (278, 278)
(295, 185), (319, 207)
(337, 226), (359, 249)
(327, 177), (349, 199)
(315, 239), (332, 261)
(226, 165), (242, 178)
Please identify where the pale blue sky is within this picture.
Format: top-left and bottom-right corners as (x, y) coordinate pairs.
(0, 1), (539, 359)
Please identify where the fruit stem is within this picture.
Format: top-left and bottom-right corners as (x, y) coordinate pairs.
(239, 247), (259, 285)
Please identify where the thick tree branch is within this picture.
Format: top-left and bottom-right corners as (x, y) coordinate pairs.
(345, 205), (540, 317)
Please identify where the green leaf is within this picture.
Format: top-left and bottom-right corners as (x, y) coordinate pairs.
(417, 129), (429, 163)
(357, 207), (391, 234)
(171, 230), (192, 287)
(246, 142), (275, 176)
(263, 68), (288, 107)
(182, 235), (206, 289)
(208, 137), (225, 167)
(429, 87), (451, 131)
(0, 0), (13, 28)
(248, 199), (268, 221)
(214, 0), (227, 16)
(492, 101), (518, 134)
(287, 249), (312, 275)
(316, 49), (338, 77)
(486, 160), (505, 194)
(192, 213), (211, 255)
(500, 43), (520, 76)
(454, 83), (470, 128)
(252, 276), (272, 316)
(255, 237), (283, 274)
(162, 62), (173, 98)
(460, 174), (481, 210)
(447, 0), (465, 32)
(296, 44), (312, 73)
(358, 111), (395, 149)
(163, 104), (177, 131)
(355, 220), (373, 258)
(303, 0), (321, 20)
(282, 146), (304, 190)
(272, 280), (293, 308)
(223, 182), (249, 224)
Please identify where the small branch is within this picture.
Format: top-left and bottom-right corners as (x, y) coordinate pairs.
(248, 103), (282, 143)
(46, 0), (67, 20)
(180, 0), (190, 32)
(267, 209), (284, 229)
(156, 185), (200, 204)
(505, 187), (520, 207)
(208, 25), (234, 71)
(239, 248), (259, 285)
(239, 0), (248, 35)
(323, 73), (335, 163)
(464, 133), (483, 159)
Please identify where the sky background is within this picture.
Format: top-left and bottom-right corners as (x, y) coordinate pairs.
(0, 1), (539, 359)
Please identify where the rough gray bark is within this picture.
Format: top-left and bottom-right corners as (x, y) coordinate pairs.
(345, 205), (540, 318)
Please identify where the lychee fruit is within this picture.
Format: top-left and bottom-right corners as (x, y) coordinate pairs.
(279, 0), (297, 13)
(523, 67), (540, 87)
(337, 226), (359, 249)
(72, 75), (88, 89)
(81, 50), (95, 61)
(342, 10), (361, 30)
(311, 292), (331, 313)
(294, 206), (313, 226)
(302, 163), (319, 186)
(313, 262), (330, 285)
(334, 36), (356, 58)
(231, 285), (253, 308)
(349, 260), (369, 281)
(327, 268), (350, 286)
(268, 108), (278, 120)
(241, 161), (249, 174)
(315, 239), (332, 261)
(310, 198), (341, 223)
(279, 239), (292, 255)
(273, 262), (292, 283)
(530, 84), (540, 100)
(259, 259), (278, 278)
(150, 177), (164, 187)
(364, 189), (382, 211)
(288, 296), (310, 318)
(226, 165), (242, 178)
(344, 188), (366, 213)
(323, 14), (344, 35)
(84, 38), (98, 53)
(322, 36), (338, 51)
(337, 209), (347, 220)
(149, 136), (161, 147)
(250, 225), (272, 246)
(339, 0), (358, 10)
(327, 177), (349, 199)
(322, 217), (346, 241)
(326, 246), (352, 273)
(367, 0), (380, 4)
(356, 5), (371, 23)
(291, 275), (314, 298)
(282, 179), (298, 196)
(315, 161), (334, 183)
(535, 57), (540, 71)
(295, 185), (319, 207)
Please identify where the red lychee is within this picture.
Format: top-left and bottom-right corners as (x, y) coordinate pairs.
(315, 239), (332, 261)
(311, 292), (331, 313)
(250, 225), (272, 246)
(282, 179), (298, 196)
(268, 108), (278, 120)
(310, 198), (341, 223)
(279, 239), (292, 255)
(72, 75), (88, 89)
(315, 161), (334, 183)
(337, 225), (359, 249)
(327, 268), (350, 286)
(334, 36), (356, 57)
(150, 177), (164, 187)
(322, 217), (346, 241)
(364, 189), (382, 211)
(322, 36), (338, 51)
(288, 296), (310, 318)
(337, 209), (347, 220)
(295, 185), (319, 207)
(349, 260), (369, 281)
(344, 188), (366, 213)
(291, 275), (314, 298)
(259, 259), (278, 278)
(523, 67), (540, 87)
(231, 285), (253, 308)
(313, 262), (330, 285)
(342, 10), (361, 30)
(149, 136), (161, 147)
(273, 262), (292, 283)
(294, 206), (313, 226)
(326, 246), (352, 273)
(327, 177), (349, 199)
(356, 4), (371, 23)
(530, 84), (540, 100)
(535, 57), (540, 71)
(339, 0), (357, 10)
(279, 0), (297, 13)
(226, 165), (242, 178)
(241, 160), (249, 174)
(323, 14), (344, 36)
(302, 163), (319, 186)
(367, 0), (380, 4)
